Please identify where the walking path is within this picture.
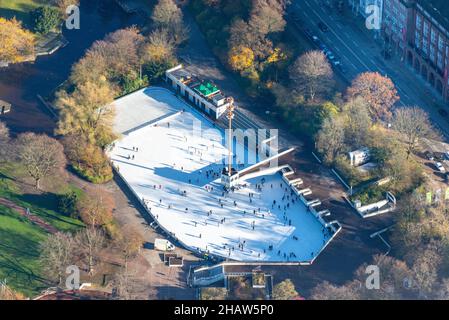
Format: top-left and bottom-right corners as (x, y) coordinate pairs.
(0, 197), (57, 234)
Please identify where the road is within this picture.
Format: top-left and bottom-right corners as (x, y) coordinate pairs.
(290, 0), (449, 140)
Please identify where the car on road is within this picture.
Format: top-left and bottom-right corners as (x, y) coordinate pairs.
(312, 35), (320, 43)
(332, 60), (341, 66)
(435, 162), (445, 172)
(318, 21), (329, 32)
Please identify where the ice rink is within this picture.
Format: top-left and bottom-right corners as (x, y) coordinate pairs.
(108, 87), (334, 263)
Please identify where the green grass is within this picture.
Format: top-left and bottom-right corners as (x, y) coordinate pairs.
(0, 0), (55, 28)
(0, 163), (84, 297)
(0, 204), (49, 297)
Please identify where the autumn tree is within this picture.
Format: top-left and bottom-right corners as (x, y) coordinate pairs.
(272, 279), (299, 300)
(62, 135), (113, 184)
(228, 19), (273, 63)
(392, 107), (434, 159)
(316, 116), (346, 164)
(77, 187), (115, 227)
(151, 0), (188, 45)
(17, 133), (66, 189)
(0, 281), (25, 300)
(51, 0), (80, 15)
(0, 121), (10, 162)
(141, 28), (177, 80)
(347, 72), (399, 121)
(143, 28), (175, 63)
(228, 46), (255, 72)
(289, 50), (334, 101)
(40, 232), (76, 286)
(341, 97), (371, 148)
(56, 80), (116, 147)
(75, 227), (106, 276)
(69, 27), (144, 89)
(0, 18), (35, 64)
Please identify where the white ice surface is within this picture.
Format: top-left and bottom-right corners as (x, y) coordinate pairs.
(109, 88), (331, 262)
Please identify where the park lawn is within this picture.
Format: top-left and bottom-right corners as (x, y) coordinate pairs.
(0, 164), (84, 232)
(0, 163), (84, 297)
(0, 0), (56, 28)
(0, 204), (49, 297)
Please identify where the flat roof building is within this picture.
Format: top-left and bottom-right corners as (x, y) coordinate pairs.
(165, 65), (232, 119)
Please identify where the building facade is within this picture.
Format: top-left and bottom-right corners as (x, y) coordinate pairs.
(381, 0), (449, 101)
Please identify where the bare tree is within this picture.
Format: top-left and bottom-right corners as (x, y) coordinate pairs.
(392, 107), (433, 159)
(410, 243), (442, 297)
(75, 227), (106, 277)
(17, 133), (66, 189)
(310, 280), (360, 300)
(114, 226), (144, 273)
(151, 0), (182, 27)
(113, 263), (144, 300)
(248, 0), (287, 36)
(289, 50), (334, 101)
(40, 232), (76, 287)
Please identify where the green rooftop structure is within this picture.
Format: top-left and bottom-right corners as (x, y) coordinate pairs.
(195, 82), (219, 97)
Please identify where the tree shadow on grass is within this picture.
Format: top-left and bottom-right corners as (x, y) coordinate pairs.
(14, 192), (83, 228)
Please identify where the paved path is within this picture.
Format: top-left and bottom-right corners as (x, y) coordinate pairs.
(0, 197), (57, 234)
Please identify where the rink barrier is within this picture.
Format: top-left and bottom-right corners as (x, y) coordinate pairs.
(107, 87), (341, 264)
(279, 167), (342, 263)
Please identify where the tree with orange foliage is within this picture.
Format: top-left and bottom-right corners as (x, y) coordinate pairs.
(0, 17), (35, 64)
(228, 46), (255, 72)
(347, 72), (399, 122)
(77, 187), (115, 227)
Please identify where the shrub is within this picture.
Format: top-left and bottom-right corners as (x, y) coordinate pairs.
(57, 192), (79, 218)
(31, 6), (61, 34)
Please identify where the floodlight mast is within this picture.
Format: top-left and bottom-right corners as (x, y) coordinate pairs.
(226, 97), (235, 177)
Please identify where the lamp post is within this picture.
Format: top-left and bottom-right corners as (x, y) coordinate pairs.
(226, 97), (235, 177)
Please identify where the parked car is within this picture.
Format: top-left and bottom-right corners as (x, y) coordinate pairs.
(425, 151), (435, 161)
(318, 21), (329, 32)
(445, 151), (449, 160)
(435, 162), (445, 172)
(325, 51), (335, 60)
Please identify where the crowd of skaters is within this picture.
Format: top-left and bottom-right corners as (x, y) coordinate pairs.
(119, 134), (333, 262)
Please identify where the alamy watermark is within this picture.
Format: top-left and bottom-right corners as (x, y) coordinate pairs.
(65, 5), (80, 30)
(365, 5), (381, 30)
(65, 265), (80, 290)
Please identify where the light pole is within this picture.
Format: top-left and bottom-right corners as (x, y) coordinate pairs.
(226, 97), (235, 177)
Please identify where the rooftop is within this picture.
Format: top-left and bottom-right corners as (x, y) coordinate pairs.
(194, 82), (220, 97)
